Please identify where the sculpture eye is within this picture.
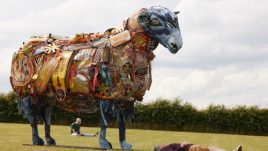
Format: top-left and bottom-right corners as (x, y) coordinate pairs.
(150, 18), (160, 25)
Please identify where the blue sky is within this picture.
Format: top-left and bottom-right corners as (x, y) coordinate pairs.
(0, 0), (267, 108)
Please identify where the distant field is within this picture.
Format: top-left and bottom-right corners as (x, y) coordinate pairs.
(0, 123), (267, 151)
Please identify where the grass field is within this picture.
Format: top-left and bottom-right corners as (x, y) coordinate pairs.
(0, 123), (267, 151)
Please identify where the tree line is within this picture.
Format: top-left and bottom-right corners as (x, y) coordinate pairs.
(0, 91), (267, 135)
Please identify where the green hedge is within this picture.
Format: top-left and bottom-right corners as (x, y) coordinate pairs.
(0, 92), (27, 123)
(134, 99), (268, 135)
(0, 92), (267, 135)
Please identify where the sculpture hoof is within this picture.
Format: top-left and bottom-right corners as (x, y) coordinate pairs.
(33, 137), (44, 145)
(235, 145), (242, 151)
(100, 138), (112, 149)
(45, 137), (56, 145)
(120, 140), (132, 150)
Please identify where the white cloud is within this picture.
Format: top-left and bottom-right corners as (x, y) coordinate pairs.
(144, 65), (268, 108)
(143, 0), (268, 107)
(1, 0), (267, 108)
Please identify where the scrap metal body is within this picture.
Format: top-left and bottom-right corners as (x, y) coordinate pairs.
(11, 10), (155, 113)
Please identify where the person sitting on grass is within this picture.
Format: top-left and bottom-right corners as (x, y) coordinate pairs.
(71, 118), (99, 137)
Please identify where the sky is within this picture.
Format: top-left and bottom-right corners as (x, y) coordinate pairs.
(0, 0), (267, 108)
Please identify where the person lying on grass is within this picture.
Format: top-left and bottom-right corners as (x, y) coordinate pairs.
(71, 118), (99, 137)
(154, 143), (242, 151)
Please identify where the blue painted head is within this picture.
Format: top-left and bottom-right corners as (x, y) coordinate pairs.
(138, 6), (183, 54)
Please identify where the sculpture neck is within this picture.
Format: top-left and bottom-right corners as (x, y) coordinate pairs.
(126, 8), (158, 51)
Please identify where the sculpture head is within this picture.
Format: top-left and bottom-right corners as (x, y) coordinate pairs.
(138, 6), (183, 54)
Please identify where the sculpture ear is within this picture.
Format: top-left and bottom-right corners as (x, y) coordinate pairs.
(174, 11), (180, 15)
(138, 10), (150, 29)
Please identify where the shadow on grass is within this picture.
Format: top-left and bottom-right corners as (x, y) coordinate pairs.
(22, 144), (147, 151)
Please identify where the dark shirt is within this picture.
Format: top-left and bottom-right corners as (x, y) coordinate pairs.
(160, 143), (193, 151)
(70, 122), (80, 134)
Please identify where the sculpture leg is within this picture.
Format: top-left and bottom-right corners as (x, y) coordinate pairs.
(99, 100), (112, 149)
(119, 111), (132, 150)
(41, 106), (56, 145)
(22, 96), (44, 145)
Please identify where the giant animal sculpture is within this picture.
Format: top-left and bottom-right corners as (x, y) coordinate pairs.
(10, 6), (182, 149)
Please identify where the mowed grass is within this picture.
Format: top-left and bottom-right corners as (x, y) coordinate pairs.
(0, 123), (267, 151)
